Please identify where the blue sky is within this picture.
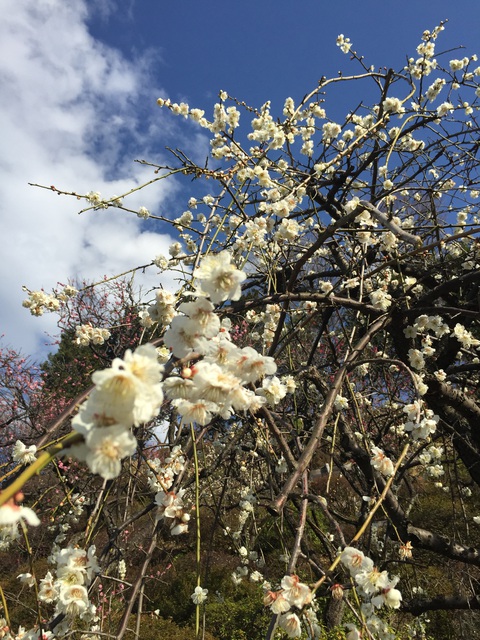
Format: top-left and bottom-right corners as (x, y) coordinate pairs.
(1, 0), (479, 360)
(89, 1), (480, 111)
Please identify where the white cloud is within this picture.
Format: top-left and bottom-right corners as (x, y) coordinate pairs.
(0, 0), (177, 358)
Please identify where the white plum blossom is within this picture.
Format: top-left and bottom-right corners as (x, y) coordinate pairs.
(22, 289), (61, 316)
(191, 586), (208, 604)
(278, 612), (302, 638)
(137, 206), (150, 219)
(256, 376), (287, 406)
(12, 440), (37, 464)
(90, 343), (164, 426)
(264, 590), (291, 613)
(81, 424), (137, 480)
(371, 585), (402, 609)
(371, 446), (394, 477)
(336, 34), (352, 54)
(369, 289), (393, 311)
(408, 348), (425, 370)
(334, 395), (349, 411)
(340, 547), (374, 577)
(193, 251), (246, 303)
(75, 324), (111, 347)
(0, 503), (40, 528)
(280, 574), (312, 608)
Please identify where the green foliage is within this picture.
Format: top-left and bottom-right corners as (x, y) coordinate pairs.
(105, 614), (217, 640)
(205, 581), (271, 640)
(41, 328), (101, 400)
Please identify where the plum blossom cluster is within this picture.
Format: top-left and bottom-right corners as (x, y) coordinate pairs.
(341, 546), (402, 640)
(22, 290), (60, 316)
(401, 400), (439, 441)
(85, 191), (123, 209)
(35, 544), (100, 637)
(228, 486), (257, 552)
(146, 445), (185, 493)
(162, 252), (287, 426)
(70, 343), (164, 480)
(148, 446), (191, 536)
(141, 289), (177, 327)
(155, 487), (190, 535)
(75, 323), (111, 347)
(22, 284), (78, 316)
(46, 492), (88, 545)
(263, 574), (316, 638)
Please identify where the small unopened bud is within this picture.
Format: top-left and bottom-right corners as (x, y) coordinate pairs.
(331, 583), (344, 600)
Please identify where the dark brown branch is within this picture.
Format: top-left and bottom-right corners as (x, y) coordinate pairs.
(404, 593), (480, 616)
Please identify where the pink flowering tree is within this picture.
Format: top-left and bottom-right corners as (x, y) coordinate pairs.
(3, 23), (480, 640)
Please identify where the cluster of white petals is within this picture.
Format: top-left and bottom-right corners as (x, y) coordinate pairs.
(12, 440), (37, 465)
(22, 290), (61, 316)
(370, 446), (394, 477)
(32, 544), (101, 636)
(193, 251), (246, 304)
(263, 574), (314, 637)
(75, 323), (111, 346)
(71, 344), (164, 479)
(341, 546), (402, 638)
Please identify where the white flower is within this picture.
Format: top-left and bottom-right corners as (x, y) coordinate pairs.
(0, 503), (40, 527)
(38, 571), (58, 603)
(256, 376), (287, 406)
(91, 344), (164, 425)
(319, 281), (333, 294)
(334, 395), (349, 411)
(83, 425), (137, 480)
(193, 251), (246, 304)
(169, 242), (182, 257)
(278, 612), (302, 638)
(191, 361), (241, 405)
(355, 566), (390, 595)
(336, 34), (352, 54)
(264, 590), (291, 613)
(12, 440), (37, 465)
(250, 570), (263, 582)
(57, 583), (89, 616)
(227, 346), (277, 383)
(137, 206), (150, 219)
(17, 572), (35, 587)
(369, 289), (392, 311)
(382, 97), (405, 115)
(280, 575), (312, 609)
(371, 446), (394, 477)
(54, 545), (99, 581)
(322, 122), (342, 140)
(153, 254), (169, 270)
(371, 585), (402, 609)
(191, 586), (208, 604)
(408, 348), (425, 370)
(178, 297), (220, 338)
(340, 547), (374, 576)
(164, 316), (202, 359)
(436, 101), (454, 117)
(173, 398), (218, 426)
